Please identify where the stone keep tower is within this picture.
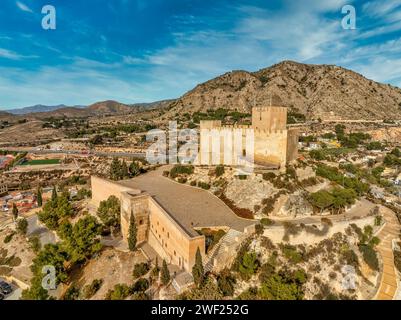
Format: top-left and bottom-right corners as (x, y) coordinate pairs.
(120, 192), (150, 244)
(251, 106), (287, 131)
(252, 106), (293, 169)
(198, 105), (298, 169)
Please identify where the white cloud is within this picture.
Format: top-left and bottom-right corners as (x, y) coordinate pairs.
(363, 0), (401, 18)
(353, 56), (401, 86)
(0, 48), (23, 60)
(16, 1), (33, 13)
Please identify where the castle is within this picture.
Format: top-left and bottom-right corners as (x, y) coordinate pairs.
(90, 105), (298, 276)
(198, 106), (299, 169)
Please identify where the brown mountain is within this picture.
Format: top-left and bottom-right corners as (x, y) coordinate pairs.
(167, 60), (401, 120)
(29, 107), (90, 119)
(87, 100), (133, 114)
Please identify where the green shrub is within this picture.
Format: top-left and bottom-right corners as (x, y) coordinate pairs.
(133, 262), (150, 279)
(29, 236), (41, 254)
(260, 218), (275, 226)
(63, 286), (80, 300)
(82, 279), (103, 299)
(238, 252), (259, 280)
(342, 250), (359, 268)
(170, 165), (194, 178)
(359, 244), (379, 271)
(375, 215), (383, 226)
(217, 269), (236, 296)
(131, 278), (149, 293)
(190, 180), (197, 186)
(215, 165), (225, 177)
(3, 232), (15, 244)
(105, 284), (131, 300)
(262, 172), (276, 181)
(17, 218), (28, 235)
(177, 177), (187, 184)
(197, 181), (210, 190)
(281, 244), (303, 264)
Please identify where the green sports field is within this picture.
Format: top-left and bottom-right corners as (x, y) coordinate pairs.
(22, 159), (61, 166)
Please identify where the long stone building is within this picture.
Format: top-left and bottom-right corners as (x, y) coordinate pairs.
(91, 170), (254, 273)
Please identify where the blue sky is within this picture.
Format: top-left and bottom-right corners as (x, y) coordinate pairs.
(1, 0), (401, 109)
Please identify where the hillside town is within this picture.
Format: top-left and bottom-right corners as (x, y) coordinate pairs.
(1, 0), (401, 308)
(0, 100), (401, 301)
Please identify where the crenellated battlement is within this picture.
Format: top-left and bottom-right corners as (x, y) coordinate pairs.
(198, 105), (297, 169)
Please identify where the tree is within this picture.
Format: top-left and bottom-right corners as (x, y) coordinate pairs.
(239, 252), (259, 280)
(37, 188), (43, 207)
(21, 276), (50, 300)
(152, 257), (160, 278)
(109, 158), (122, 181)
(128, 213), (137, 251)
(161, 260), (170, 286)
(12, 203), (18, 221)
(17, 218), (28, 235)
(97, 195), (121, 229)
(105, 284), (131, 300)
(309, 190), (334, 213)
(61, 216), (102, 264)
(391, 147), (401, 157)
(129, 161), (141, 177)
(259, 273), (303, 300)
(133, 262), (149, 278)
(38, 190), (74, 230)
(179, 277), (223, 300)
(51, 186), (58, 202)
(30, 243), (69, 284)
(192, 247), (205, 287)
(217, 269), (236, 296)
(121, 160), (129, 179)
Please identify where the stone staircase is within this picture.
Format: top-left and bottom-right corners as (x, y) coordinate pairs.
(203, 229), (244, 273)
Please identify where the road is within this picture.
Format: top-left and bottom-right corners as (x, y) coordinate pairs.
(374, 206), (401, 300)
(5, 147), (146, 159)
(26, 215), (58, 246)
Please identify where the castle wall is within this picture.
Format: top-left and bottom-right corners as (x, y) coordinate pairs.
(200, 120), (222, 130)
(254, 129), (288, 168)
(287, 128), (299, 163)
(198, 127), (289, 168)
(90, 176), (140, 207)
(147, 198), (205, 272)
(90, 176), (206, 273)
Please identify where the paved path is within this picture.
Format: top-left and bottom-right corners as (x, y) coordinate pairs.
(119, 166), (255, 237)
(271, 198), (376, 226)
(375, 206), (400, 300)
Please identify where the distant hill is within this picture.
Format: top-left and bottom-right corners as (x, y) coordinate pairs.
(167, 60), (401, 120)
(87, 100), (133, 114)
(6, 104), (86, 115)
(1, 99), (174, 119)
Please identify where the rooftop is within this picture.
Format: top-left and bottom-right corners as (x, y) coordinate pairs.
(118, 166), (254, 237)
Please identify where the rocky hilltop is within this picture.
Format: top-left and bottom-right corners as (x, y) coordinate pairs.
(168, 60), (401, 120)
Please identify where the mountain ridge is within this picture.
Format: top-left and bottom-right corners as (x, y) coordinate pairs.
(167, 60), (401, 120)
